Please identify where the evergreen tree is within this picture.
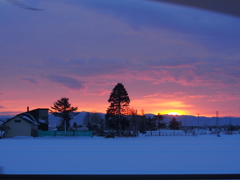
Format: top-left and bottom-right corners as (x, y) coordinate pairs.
(73, 122), (78, 129)
(169, 117), (180, 130)
(50, 97), (79, 134)
(154, 113), (165, 129)
(106, 83), (130, 135)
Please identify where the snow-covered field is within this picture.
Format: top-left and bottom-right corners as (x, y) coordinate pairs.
(0, 134), (240, 174)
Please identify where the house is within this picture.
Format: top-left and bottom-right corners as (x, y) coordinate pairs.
(3, 108), (49, 138)
(26, 108), (49, 131)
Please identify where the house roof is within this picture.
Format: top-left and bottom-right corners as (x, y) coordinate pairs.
(3, 113), (39, 125)
(25, 108), (49, 124)
(28, 108), (49, 111)
(2, 108), (49, 126)
(19, 113), (39, 125)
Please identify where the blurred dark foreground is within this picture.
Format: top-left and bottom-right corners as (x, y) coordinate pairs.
(0, 174), (240, 180)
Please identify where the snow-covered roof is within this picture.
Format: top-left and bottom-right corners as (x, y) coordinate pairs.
(20, 115), (39, 125)
(39, 119), (47, 123)
(3, 115), (39, 126)
(22, 115), (32, 121)
(11, 113), (39, 125)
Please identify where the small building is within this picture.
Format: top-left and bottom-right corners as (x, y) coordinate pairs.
(3, 108), (49, 138)
(26, 108), (49, 131)
(3, 113), (39, 138)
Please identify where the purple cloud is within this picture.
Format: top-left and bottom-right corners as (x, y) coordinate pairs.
(22, 78), (39, 84)
(47, 74), (85, 90)
(39, 56), (240, 89)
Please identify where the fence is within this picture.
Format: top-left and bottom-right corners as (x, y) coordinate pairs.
(146, 130), (192, 136)
(38, 131), (93, 137)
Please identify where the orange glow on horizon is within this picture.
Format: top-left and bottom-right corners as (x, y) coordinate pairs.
(166, 112), (182, 115)
(160, 110), (185, 116)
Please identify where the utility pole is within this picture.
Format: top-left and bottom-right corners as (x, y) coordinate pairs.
(135, 109), (137, 137)
(64, 119), (66, 136)
(185, 115), (187, 136)
(198, 113), (199, 130)
(185, 115), (187, 127)
(216, 111), (220, 137)
(229, 116), (232, 131)
(158, 116), (160, 136)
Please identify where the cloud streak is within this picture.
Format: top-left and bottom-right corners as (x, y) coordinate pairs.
(22, 78), (39, 84)
(143, 92), (240, 102)
(47, 74), (85, 90)
(39, 56), (240, 89)
(85, 89), (110, 96)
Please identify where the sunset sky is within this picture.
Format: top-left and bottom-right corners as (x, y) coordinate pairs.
(1, 0), (240, 117)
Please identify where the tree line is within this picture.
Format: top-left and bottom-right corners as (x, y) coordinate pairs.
(50, 83), (181, 136)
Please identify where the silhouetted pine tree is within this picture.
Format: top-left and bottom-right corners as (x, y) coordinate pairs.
(169, 117), (180, 130)
(50, 97), (79, 132)
(105, 83), (130, 135)
(154, 113), (165, 129)
(73, 122), (78, 129)
(154, 113), (165, 135)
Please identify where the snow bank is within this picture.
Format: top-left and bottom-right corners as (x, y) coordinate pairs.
(0, 135), (240, 174)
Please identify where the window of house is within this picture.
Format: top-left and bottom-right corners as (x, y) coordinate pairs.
(14, 120), (21, 123)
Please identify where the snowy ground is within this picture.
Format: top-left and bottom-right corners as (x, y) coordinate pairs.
(0, 134), (240, 174)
